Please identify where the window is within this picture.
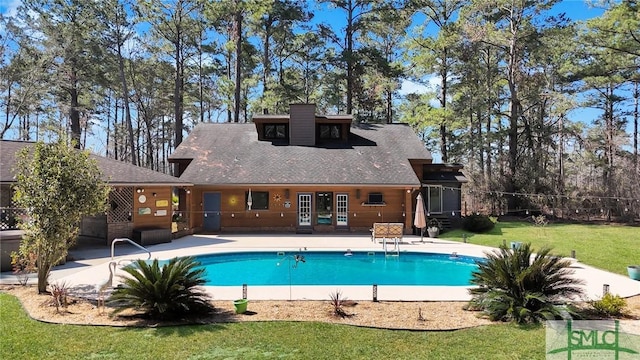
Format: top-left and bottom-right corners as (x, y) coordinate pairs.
(246, 191), (269, 210)
(427, 186), (442, 213)
(264, 124), (287, 139)
(367, 192), (384, 204)
(318, 124), (341, 139)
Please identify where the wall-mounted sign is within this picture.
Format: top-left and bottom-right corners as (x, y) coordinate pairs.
(284, 200), (291, 208)
(138, 207), (151, 215)
(138, 195), (147, 204)
(155, 199), (169, 207)
(155, 209), (167, 216)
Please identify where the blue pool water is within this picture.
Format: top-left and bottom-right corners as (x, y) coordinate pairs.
(190, 251), (481, 286)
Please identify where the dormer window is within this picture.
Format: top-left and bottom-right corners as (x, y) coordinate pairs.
(264, 124), (287, 139)
(319, 124), (341, 139)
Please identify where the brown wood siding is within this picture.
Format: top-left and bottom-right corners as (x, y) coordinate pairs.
(132, 186), (173, 229)
(289, 104), (315, 146)
(188, 185), (415, 233)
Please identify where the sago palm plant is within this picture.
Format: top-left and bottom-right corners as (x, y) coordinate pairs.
(108, 257), (214, 320)
(468, 243), (584, 324)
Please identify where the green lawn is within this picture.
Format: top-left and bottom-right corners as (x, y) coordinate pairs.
(442, 221), (639, 275)
(2, 221), (636, 359)
(0, 293), (545, 359)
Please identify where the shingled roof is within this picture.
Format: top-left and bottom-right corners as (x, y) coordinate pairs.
(169, 123), (432, 186)
(0, 140), (190, 186)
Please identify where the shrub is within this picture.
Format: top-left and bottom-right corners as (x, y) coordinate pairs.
(469, 243), (584, 324)
(108, 257), (214, 320)
(532, 215), (548, 227)
(329, 290), (350, 318)
(590, 293), (627, 317)
(10, 251), (36, 286)
(49, 282), (70, 313)
(462, 214), (495, 233)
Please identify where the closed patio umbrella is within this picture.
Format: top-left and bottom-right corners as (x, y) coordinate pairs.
(414, 193), (427, 242)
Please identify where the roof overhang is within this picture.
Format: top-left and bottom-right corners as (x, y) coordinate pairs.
(106, 182), (193, 187)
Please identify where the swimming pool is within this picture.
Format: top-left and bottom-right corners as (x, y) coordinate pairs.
(191, 251), (481, 286)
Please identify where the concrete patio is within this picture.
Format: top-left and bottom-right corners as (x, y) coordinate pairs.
(1, 233), (638, 302)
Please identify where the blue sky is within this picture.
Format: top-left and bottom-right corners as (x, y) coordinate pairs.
(0, 0), (628, 154)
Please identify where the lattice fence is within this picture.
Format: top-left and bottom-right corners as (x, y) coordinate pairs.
(0, 208), (25, 230)
(108, 187), (133, 223)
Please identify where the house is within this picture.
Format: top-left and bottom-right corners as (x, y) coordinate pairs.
(0, 140), (192, 267)
(169, 104), (466, 234)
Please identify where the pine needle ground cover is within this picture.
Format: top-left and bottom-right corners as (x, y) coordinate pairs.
(444, 221), (638, 275)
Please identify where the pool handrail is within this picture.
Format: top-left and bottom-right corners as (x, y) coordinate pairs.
(111, 237), (151, 261)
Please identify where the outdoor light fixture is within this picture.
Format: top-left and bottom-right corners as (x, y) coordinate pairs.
(231, 213), (235, 218)
(152, 192), (157, 197)
(136, 188), (144, 193)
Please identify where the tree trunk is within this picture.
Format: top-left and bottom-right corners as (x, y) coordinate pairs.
(634, 80), (638, 172)
(114, 97), (119, 160)
(262, 16), (271, 115)
(439, 50), (448, 163)
(506, 23), (521, 211)
(485, 48), (493, 188)
(117, 41), (136, 165)
(174, 40), (184, 146)
(346, 0), (354, 115)
(70, 68), (81, 149)
(234, 9), (243, 123)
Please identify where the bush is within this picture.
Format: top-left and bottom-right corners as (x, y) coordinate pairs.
(462, 214), (495, 233)
(469, 243), (584, 324)
(590, 293), (627, 317)
(108, 257), (214, 320)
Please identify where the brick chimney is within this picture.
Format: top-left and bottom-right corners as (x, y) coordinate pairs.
(289, 104), (316, 146)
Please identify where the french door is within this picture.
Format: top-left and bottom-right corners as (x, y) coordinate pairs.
(298, 193), (312, 226)
(336, 193), (348, 226)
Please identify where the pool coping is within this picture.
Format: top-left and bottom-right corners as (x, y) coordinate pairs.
(1, 233), (638, 302)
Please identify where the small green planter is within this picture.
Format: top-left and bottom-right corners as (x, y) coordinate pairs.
(233, 299), (248, 314)
(628, 266), (640, 281)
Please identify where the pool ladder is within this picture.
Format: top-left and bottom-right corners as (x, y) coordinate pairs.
(382, 237), (400, 257)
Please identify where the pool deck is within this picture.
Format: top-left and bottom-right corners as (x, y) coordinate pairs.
(2, 234), (638, 302)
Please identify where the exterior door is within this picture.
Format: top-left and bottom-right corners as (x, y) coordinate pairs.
(336, 193), (348, 226)
(203, 192), (221, 231)
(298, 193), (312, 227)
